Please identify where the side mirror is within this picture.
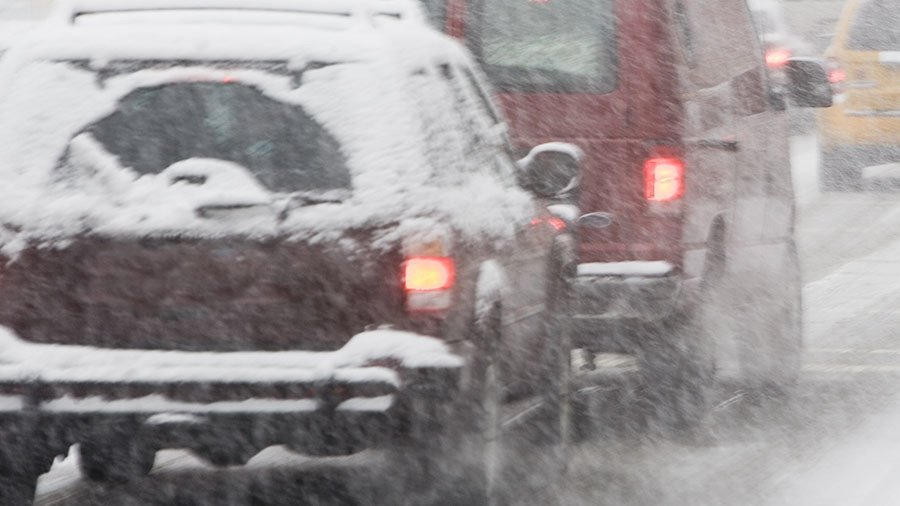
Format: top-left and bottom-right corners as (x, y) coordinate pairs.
(517, 142), (583, 199)
(786, 58), (833, 108)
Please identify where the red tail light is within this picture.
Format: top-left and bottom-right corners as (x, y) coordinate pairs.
(765, 47), (792, 69)
(530, 216), (567, 231)
(828, 68), (846, 84)
(826, 58), (846, 93)
(644, 157), (685, 202)
(404, 257), (455, 292)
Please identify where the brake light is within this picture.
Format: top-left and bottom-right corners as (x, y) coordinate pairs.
(828, 68), (846, 84)
(530, 216), (567, 231)
(826, 58), (845, 93)
(644, 157), (685, 202)
(404, 257), (455, 292)
(765, 47), (791, 69)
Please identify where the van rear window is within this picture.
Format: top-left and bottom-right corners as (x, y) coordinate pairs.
(848, 0), (900, 51)
(469, 0), (617, 94)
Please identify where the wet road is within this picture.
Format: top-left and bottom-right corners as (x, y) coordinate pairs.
(35, 135), (900, 505)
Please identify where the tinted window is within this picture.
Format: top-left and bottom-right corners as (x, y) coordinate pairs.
(82, 82), (351, 192)
(848, 0), (900, 50)
(469, 0), (617, 93)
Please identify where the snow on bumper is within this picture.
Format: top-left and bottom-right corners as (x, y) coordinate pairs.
(571, 261), (681, 323)
(0, 328), (463, 416)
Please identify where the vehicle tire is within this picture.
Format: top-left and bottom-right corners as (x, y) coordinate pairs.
(451, 304), (505, 505)
(197, 445), (256, 468)
(510, 257), (574, 506)
(753, 245), (803, 395)
(638, 312), (715, 433)
(638, 237), (721, 433)
(194, 424), (258, 467)
(80, 433), (155, 483)
(531, 255), (574, 461)
(0, 417), (52, 506)
(393, 305), (505, 506)
(0, 476), (38, 506)
(819, 149), (861, 192)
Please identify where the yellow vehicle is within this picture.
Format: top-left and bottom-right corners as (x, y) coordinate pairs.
(819, 0), (900, 190)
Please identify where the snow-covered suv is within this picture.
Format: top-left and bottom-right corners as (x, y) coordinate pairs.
(0, 1), (580, 503)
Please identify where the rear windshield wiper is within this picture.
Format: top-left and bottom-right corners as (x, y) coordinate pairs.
(61, 59), (347, 89)
(197, 190), (348, 220)
(277, 189), (350, 219)
(195, 202), (270, 219)
(289, 190), (349, 205)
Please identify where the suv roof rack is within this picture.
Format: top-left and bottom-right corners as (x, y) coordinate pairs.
(52, 0), (425, 25)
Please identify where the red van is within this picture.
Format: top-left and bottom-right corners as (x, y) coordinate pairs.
(427, 0), (832, 423)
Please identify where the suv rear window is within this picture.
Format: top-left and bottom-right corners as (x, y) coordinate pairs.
(848, 0), (900, 51)
(82, 82), (351, 192)
(468, 0), (617, 94)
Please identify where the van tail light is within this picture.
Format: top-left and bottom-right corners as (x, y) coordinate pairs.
(644, 157), (685, 202)
(403, 257), (455, 312)
(765, 47), (791, 69)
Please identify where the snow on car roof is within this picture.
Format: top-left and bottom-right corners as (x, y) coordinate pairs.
(0, 21), (34, 46)
(54, 0), (424, 25)
(0, 14), (529, 257)
(14, 16), (390, 65)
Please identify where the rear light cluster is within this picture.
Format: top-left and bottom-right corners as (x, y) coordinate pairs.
(530, 216), (567, 231)
(644, 157), (685, 202)
(765, 47), (792, 69)
(403, 250), (455, 313)
(404, 257), (455, 292)
(826, 58), (846, 94)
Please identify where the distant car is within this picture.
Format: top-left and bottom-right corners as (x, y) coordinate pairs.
(747, 0), (810, 98)
(432, 0), (832, 427)
(819, 0), (900, 190)
(747, 0), (806, 66)
(0, 0), (580, 503)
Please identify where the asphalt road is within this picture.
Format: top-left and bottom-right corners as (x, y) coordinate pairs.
(35, 135), (900, 505)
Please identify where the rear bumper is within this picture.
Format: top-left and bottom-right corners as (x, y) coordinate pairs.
(0, 327), (462, 455)
(569, 262), (682, 351)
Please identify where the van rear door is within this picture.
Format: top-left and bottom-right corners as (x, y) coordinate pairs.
(465, 0), (692, 267)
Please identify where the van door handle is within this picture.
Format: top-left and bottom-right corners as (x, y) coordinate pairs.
(685, 139), (740, 152)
